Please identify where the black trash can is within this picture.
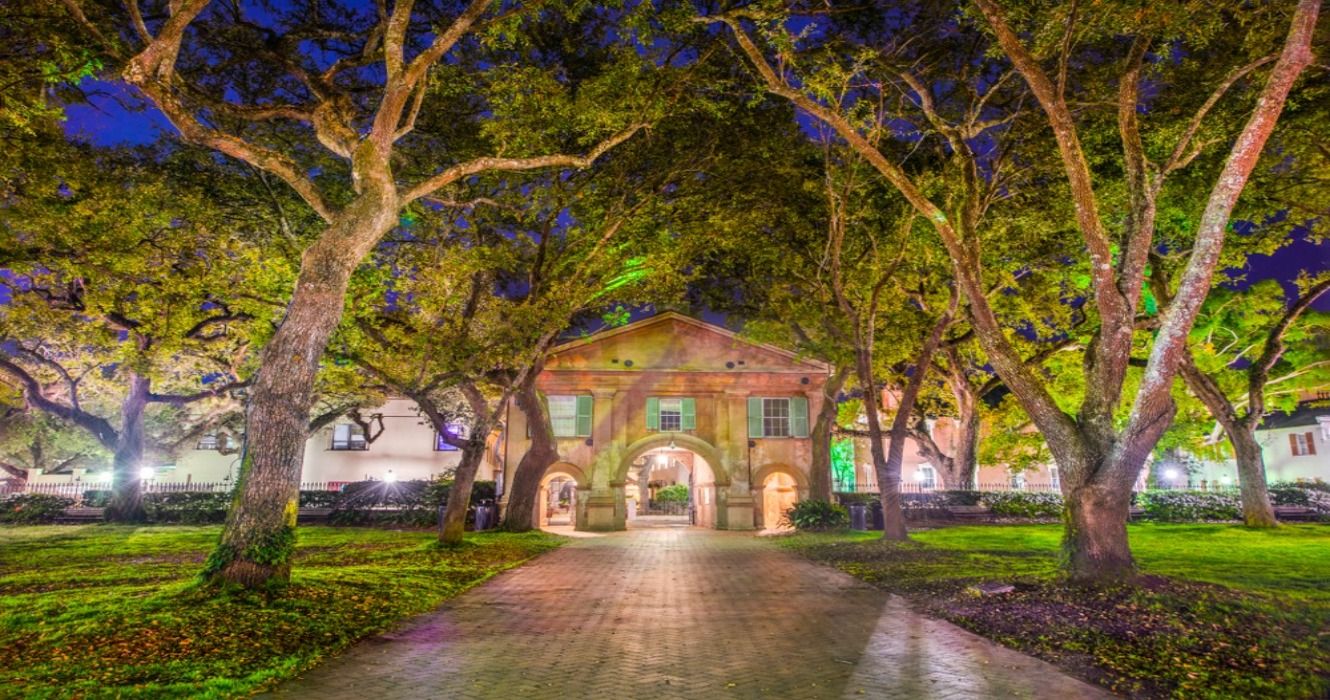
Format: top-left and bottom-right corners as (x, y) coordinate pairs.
(849, 503), (867, 530)
(870, 502), (885, 530)
(473, 503), (495, 531)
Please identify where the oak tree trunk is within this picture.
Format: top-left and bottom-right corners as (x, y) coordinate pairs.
(1062, 481), (1136, 583)
(952, 393), (980, 490)
(855, 350), (906, 540)
(439, 430), (488, 545)
(810, 366), (849, 501)
(106, 373), (149, 523)
(206, 208), (395, 589)
(503, 376), (559, 532)
(1230, 426), (1278, 527)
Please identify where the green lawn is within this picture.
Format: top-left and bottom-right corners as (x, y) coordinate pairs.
(778, 523), (1330, 699)
(0, 525), (562, 699)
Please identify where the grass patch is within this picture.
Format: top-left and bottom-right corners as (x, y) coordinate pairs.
(0, 525), (562, 698)
(777, 524), (1330, 699)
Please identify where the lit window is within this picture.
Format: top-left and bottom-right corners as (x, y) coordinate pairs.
(915, 465), (937, 489)
(1049, 466), (1060, 490)
(763, 398), (791, 437)
(196, 434), (219, 450)
(331, 423), (367, 451)
(435, 423), (466, 451)
(659, 398), (683, 432)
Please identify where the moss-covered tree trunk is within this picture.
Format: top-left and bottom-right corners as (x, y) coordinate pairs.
(1231, 426), (1278, 528)
(439, 429), (489, 545)
(503, 376), (558, 532)
(105, 373), (149, 523)
(206, 206), (395, 589)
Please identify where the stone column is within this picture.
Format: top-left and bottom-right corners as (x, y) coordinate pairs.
(585, 388), (623, 531)
(721, 389), (755, 530)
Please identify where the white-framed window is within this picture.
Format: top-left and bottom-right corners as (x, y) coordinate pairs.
(1049, 466), (1060, 490)
(659, 398), (683, 432)
(548, 395), (592, 438)
(762, 398), (790, 437)
(331, 423), (367, 451)
(1290, 431), (1317, 457)
(195, 434), (229, 450)
(1009, 471), (1026, 491)
(915, 464), (937, 490)
(748, 396), (809, 438)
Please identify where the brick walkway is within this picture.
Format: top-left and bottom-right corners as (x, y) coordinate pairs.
(268, 527), (1111, 699)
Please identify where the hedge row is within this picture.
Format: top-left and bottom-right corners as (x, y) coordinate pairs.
(834, 483), (1330, 523)
(0, 479), (497, 526)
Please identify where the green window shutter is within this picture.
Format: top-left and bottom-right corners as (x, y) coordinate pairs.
(646, 397), (660, 431)
(681, 398), (696, 430)
(575, 395), (594, 437)
(747, 397), (764, 438)
(790, 396), (809, 438)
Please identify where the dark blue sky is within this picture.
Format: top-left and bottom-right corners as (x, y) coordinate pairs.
(61, 78), (1330, 312)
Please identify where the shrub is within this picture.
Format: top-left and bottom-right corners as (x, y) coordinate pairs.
(654, 484), (689, 504)
(1139, 491), (1241, 522)
(784, 499), (849, 530)
(983, 491), (1063, 519)
(143, 492), (231, 524)
(0, 494), (74, 524)
(329, 479), (497, 528)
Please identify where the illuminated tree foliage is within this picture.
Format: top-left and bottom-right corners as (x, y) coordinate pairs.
(708, 0), (1320, 581)
(0, 137), (287, 520)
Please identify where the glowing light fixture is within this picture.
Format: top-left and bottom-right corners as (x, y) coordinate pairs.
(1163, 468), (1179, 480)
(667, 435), (677, 450)
(138, 466), (155, 480)
(914, 471), (927, 482)
(384, 470), (397, 483)
(1219, 476), (1232, 486)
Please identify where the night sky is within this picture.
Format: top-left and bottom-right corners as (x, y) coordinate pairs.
(61, 78), (1330, 313)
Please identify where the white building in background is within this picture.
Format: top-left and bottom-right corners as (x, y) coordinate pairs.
(23, 398), (491, 489)
(1187, 404), (1330, 487)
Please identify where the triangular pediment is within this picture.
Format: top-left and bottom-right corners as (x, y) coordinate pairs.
(546, 312), (828, 373)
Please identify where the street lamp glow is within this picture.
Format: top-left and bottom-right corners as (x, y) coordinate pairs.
(1220, 475), (1232, 486)
(384, 470), (397, 483)
(138, 466), (155, 480)
(914, 471), (927, 482)
(1163, 468), (1179, 480)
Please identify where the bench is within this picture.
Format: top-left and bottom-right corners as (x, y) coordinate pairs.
(944, 505), (993, 522)
(55, 507), (104, 524)
(1274, 505), (1319, 522)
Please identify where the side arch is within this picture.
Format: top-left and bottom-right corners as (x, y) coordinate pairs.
(542, 461), (588, 487)
(752, 462), (810, 492)
(614, 433), (730, 487)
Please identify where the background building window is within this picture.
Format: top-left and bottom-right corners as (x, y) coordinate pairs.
(435, 423), (466, 451)
(915, 464), (937, 489)
(331, 423), (367, 450)
(659, 398), (683, 431)
(1049, 466), (1060, 490)
(195, 434), (227, 450)
(1291, 431), (1317, 456)
(1009, 471), (1026, 491)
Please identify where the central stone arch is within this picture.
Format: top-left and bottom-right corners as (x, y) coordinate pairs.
(612, 433), (733, 530)
(614, 433), (731, 487)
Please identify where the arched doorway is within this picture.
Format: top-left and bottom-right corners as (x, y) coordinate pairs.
(752, 464), (809, 530)
(538, 462), (588, 531)
(615, 433), (732, 529)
